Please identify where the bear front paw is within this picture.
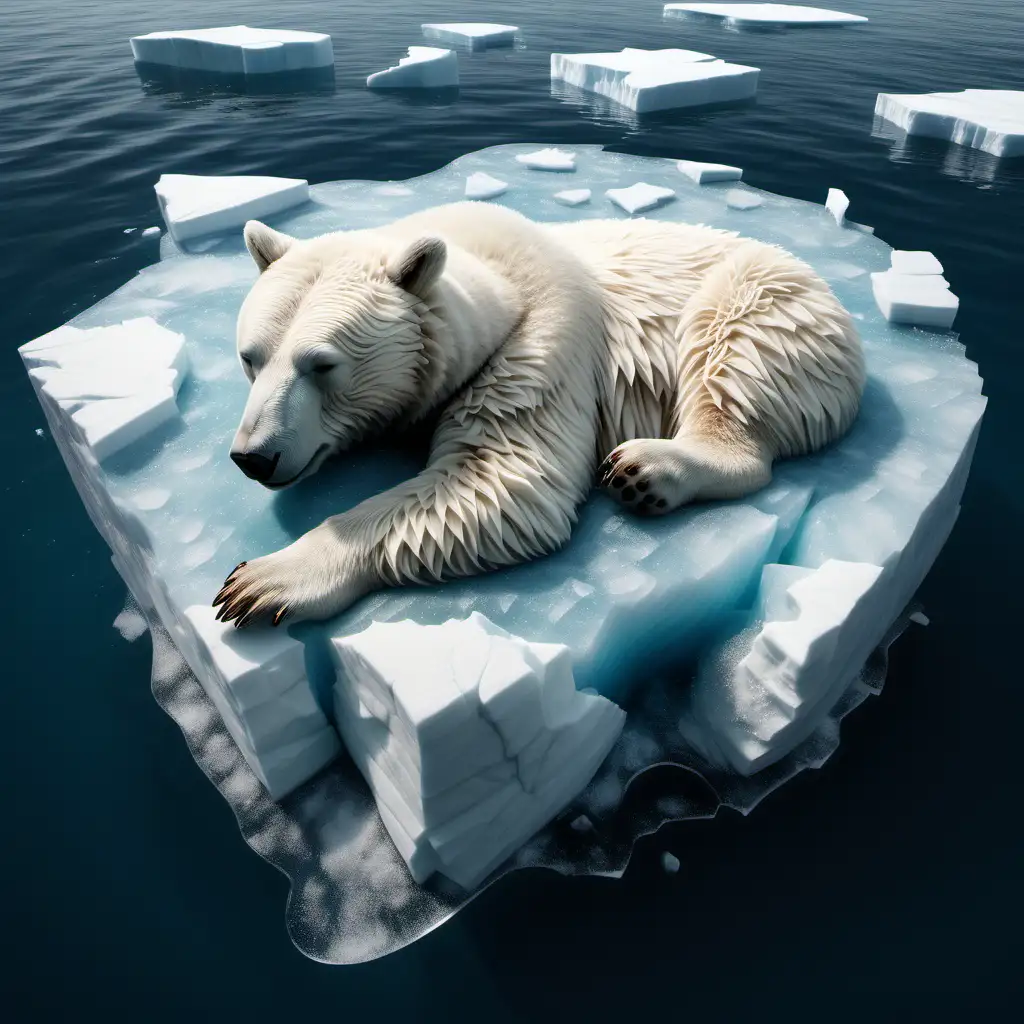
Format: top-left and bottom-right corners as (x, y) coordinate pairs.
(597, 438), (692, 516)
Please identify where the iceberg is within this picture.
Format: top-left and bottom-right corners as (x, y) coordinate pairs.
(874, 90), (1024, 159)
(420, 23), (518, 49)
(677, 158), (743, 184)
(130, 26), (334, 75)
(21, 144), (985, 903)
(366, 47), (458, 89)
(154, 174), (309, 247)
(663, 3), (868, 27)
(551, 48), (759, 113)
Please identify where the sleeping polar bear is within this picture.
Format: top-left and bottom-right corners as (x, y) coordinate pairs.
(214, 201), (864, 628)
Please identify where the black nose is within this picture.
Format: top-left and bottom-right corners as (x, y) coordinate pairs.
(231, 450), (281, 483)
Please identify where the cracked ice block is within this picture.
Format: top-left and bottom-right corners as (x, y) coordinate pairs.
(154, 174), (310, 246)
(871, 271), (959, 329)
(891, 250), (944, 275)
(606, 183), (676, 214)
(515, 148), (576, 171)
(677, 158), (743, 183)
(874, 89), (1024, 158)
(421, 23), (518, 49)
(551, 48), (758, 113)
(664, 4), (868, 26)
(130, 26), (334, 75)
(331, 613), (624, 888)
(366, 47), (458, 89)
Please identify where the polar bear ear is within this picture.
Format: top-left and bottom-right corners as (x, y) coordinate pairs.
(385, 236), (447, 296)
(243, 221), (295, 273)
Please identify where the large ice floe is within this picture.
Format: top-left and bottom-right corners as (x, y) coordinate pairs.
(366, 47), (458, 89)
(21, 144), (985, 962)
(663, 3), (868, 27)
(130, 26), (335, 75)
(551, 48), (759, 113)
(874, 90), (1024, 159)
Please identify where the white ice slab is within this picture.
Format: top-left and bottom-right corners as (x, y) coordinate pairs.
(891, 250), (944, 275)
(515, 148), (576, 171)
(677, 158), (743, 184)
(554, 188), (592, 206)
(130, 26), (335, 75)
(826, 187), (849, 226)
(366, 46), (458, 89)
(465, 172), (509, 200)
(71, 390), (180, 462)
(154, 174), (310, 246)
(874, 89), (1024, 159)
(606, 182), (676, 214)
(871, 271), (959, 330)
(420, 23), (518, 49)
(332, 613), (624, 888)
(664, 4), (868, 26)
(551, 48), (759, 114)
(726, 188), (763, 209)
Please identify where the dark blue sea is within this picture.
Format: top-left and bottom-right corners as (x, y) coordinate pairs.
(3, 0), (1023, 1015)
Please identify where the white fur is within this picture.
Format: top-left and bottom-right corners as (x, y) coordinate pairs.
(215, 202), (864, 628)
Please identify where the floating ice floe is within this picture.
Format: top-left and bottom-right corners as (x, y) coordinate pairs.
(726, 188), (763, 209)
(554, 188), (592, 206)
(130, 26), (335, 75)
(663, 3), (868, 27)
(551, 48), (759, 113)
(874, 89), (1024, 159)
(366, 46), (458, 89)
(826, 187), (849, 226)
(332, 613), (624, 888)
(421, 23), (518, 49)
(677, 158), (743, 183)
(606, 182), (676, 214)
(154, 174), (309, 246)
(465, 172), (509, 199)
(871, 270), (959, 330)
(515, 148), (576, 171)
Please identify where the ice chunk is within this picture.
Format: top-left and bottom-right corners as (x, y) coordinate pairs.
(606, 183), (676, 214)
(366, 46), (458, 89)
(69, 390), (179, 460)
(874, 89), (1024, 158)
(421, 23), (518, 49)
(677, 158), (743, 184)
(726, 189), (763, 209)
(142, 226), (161, 238)
(551, 48), (758, 114)
(910, 611), (931, 626)
(331, 613), (625, 888)
(826, 187), (849, 226)
(554, 188), (592, 206)
(515, 148), (576, 171)
(871, 271), (959, 329)
(661, 851), (680, 874)
(154, 174), (309, 245)
(465, 172), (508, 200)
(130, 26), (334, 74)
(664, 4), (868, 26)
(891, 250), (944, 275)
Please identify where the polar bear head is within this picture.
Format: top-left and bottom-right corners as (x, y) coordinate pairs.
(230, 221), (447, 488)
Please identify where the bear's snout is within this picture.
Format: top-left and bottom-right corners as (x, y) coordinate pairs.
(231, 450), (281, 483)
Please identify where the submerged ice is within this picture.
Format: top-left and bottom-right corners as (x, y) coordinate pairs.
(21, 144), (985, 889)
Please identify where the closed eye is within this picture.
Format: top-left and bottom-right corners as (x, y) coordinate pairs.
(312, 363), (336, 375)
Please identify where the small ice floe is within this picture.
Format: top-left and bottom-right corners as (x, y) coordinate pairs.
(661, 851), (681, 874)
(515, 148), (576, 171)
(366, 46), (458, 89)
(554, 188), (592, 206)
(726, 189), (763, 210)
(677, 158), (743, 184)
(663, 4), (868, 27)
(465, 172), (509, 200)
(606, 182), (676, 214)
(421, 23), (518, 49)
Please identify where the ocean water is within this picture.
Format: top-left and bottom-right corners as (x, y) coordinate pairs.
(2, 0), (1022, 1014)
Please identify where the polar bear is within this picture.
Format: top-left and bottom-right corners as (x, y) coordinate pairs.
(214, 201), (864, 628)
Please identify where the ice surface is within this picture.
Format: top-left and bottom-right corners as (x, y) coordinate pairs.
(421, 23), (518, 49)
(664, 3), (868, 26)
(554, 188), (592, 206)
(871, 271), (959, 329)
(155, 174), (309, 246)
(677, 158), (743, 184)
(516, 148), (576, 171)
(331, 613), (624, 888)
(465, 172), (508, 199)
(874, 90), (1024, 159)
(551, 48), (759, 114)
(22, 144), (985, 891)
(130, 26), (334, 75)
(826, 187), (849, 226)
(891, 250), (944, 275)
(366, 47), (458, 89)
(606, 182), (676, 214)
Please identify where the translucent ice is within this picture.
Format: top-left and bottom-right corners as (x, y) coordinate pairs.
(366, 47), (458, 89)
(331, 613), (624, 888)
(155, 174), (309, 246)
(551, 48), (759, 113)
(874, 90), (1024, 159)
(21, 144), (985, 866)
(677, 159), (743, 184)
(421, 23), (518, 49)
(871, 271), (959, 330)
(606, 182), (676, 214)
(664, 3), (868, 26)
(130, 26), (334, 75)
(516, 148), (576, 171)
